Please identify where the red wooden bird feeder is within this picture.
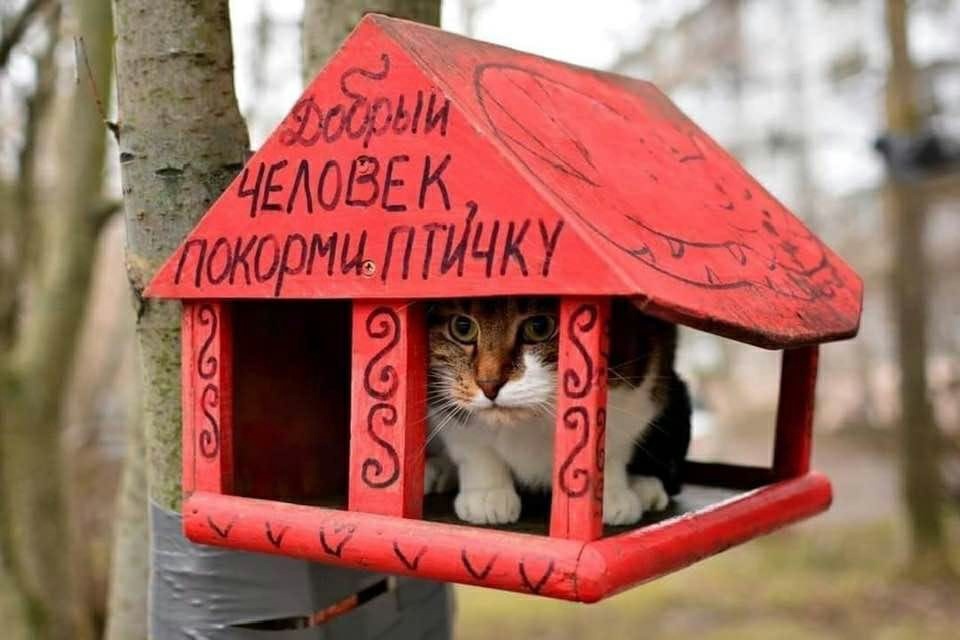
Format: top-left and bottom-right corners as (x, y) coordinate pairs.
(147, 15), (862, 602)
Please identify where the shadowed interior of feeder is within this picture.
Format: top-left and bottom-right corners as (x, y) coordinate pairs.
(225, 299), (781, 537)
(231, 300), (352, 505)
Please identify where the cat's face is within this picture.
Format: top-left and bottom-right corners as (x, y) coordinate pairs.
(428, 298), (559, 426)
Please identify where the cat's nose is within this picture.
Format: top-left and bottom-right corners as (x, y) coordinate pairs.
(477, 378), (505, 400)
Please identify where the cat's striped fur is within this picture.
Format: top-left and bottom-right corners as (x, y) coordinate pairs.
(425, 297), (691, 526)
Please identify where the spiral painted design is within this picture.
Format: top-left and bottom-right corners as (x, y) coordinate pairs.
(199, 383), (220, 458)
(361, 402), (400, 489)
(197, 304), (218, 380)
(362, 307), (400, 401)
(557, 406), (590, 497)
(593, 408), (607, 504)
(562, 304), (597, 399)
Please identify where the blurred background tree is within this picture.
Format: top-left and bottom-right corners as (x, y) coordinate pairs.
(882, 0), (954, 577)
(302, 0), (441, 81)
(1, 0), (114, 638)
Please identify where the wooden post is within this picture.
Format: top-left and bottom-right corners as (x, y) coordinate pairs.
(550, 297), (609, 540)
(772, 345), (818, 480)
(348, 300), (427, 518)
(182, 301), (234, 494)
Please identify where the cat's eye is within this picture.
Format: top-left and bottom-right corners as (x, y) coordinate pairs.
(448, 315), (479, 343)
(521, 315), (557, 343)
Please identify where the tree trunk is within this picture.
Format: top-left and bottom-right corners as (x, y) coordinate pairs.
(0, 1), (113, 637)
(113, 0), (249, 512)
(104, 398), (148, 640)
(302, 0), (441, 82)
(112, 0), (248, 635)
(883, 0), (953, 576)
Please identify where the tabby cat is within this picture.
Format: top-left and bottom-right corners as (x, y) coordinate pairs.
(425, 297), (692, 526)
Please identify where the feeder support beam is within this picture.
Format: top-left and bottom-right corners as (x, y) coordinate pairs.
(550, 297), (610, 540)
(349, 300), (427, 518)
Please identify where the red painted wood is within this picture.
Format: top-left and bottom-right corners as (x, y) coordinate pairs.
(181, 304), (195, 495)
(185, 491), (584, 599)
(183, 472), (831, 602)
(579, 472), (832, 602)
(182, 301), (234, 495)
(348, 300), (427, 518)
(145, 14), (862, 350)
(773, 346), (819, 480)
(550, 298), (609, 540)
(155, 13), (858, 604)
(231, 301), (351, 502)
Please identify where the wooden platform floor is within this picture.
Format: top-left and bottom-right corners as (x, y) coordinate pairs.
(287, 484), (747, 538)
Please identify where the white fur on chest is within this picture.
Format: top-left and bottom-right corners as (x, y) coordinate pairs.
(434, 381), (661, 490)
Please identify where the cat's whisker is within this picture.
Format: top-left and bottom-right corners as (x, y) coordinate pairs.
(606, 373), (675, 382)
(605, 350), (657, 370)
(420, 406), (462, 453)
(605, 402), (656, 422)
(606, 368), (638, 390)
(638, 416), (677, 437)
(604, 405), (676, 438)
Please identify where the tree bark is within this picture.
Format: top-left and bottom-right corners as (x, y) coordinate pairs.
(113, 0), (249, 512)
(0, 1), (113, 637)
(883, 0), (953, 576)
(302, 0), (441, 82)
(112, 0), (248, 635)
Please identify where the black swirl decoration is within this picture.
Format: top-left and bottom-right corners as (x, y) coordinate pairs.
(197, 304), (218, 380)
(593, 408), (607, 504)
(361, 402), (401, 489)
(562, 304), (597, 399)
(363, 307), (401, 401)
(199, 383), (220, 458)
(557, 407), (590, 497)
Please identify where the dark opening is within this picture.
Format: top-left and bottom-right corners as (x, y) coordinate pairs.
(231, 300), (351, 505)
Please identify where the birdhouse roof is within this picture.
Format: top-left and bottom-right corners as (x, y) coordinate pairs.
(146, 14), (862, 348)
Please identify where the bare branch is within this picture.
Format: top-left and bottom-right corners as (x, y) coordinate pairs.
(0, 0), (50, 70)
(11, 3), (61, 281)
(74, 35), (118, 140)
(89, 199), (121, 231)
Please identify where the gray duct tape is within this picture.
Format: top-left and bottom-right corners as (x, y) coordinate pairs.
(150, 502), (454, 639)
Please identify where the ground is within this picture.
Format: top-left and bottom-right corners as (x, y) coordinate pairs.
(454, 518), (960, 640)
(454, 431), (960, 640)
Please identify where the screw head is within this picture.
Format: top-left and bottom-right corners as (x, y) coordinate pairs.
(361, 260), (377, 277)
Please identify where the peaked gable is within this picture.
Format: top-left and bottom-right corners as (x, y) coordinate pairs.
(147, 15), (862, 348)
(146, 16), (612, 303)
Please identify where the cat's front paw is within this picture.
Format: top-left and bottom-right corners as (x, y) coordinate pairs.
(631, 475), (670, 512)
(454, 488), (521, 525)
(603, 485), (644, 525)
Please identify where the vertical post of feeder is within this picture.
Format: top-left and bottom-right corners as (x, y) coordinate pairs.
(772, 345), (819, 480)
(550, 297), (610, 540)
(182, 301), (234, 494)
(349, 300), (427, 518)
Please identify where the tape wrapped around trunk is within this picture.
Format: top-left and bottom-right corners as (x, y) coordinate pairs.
(150, 502), (453, 639)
